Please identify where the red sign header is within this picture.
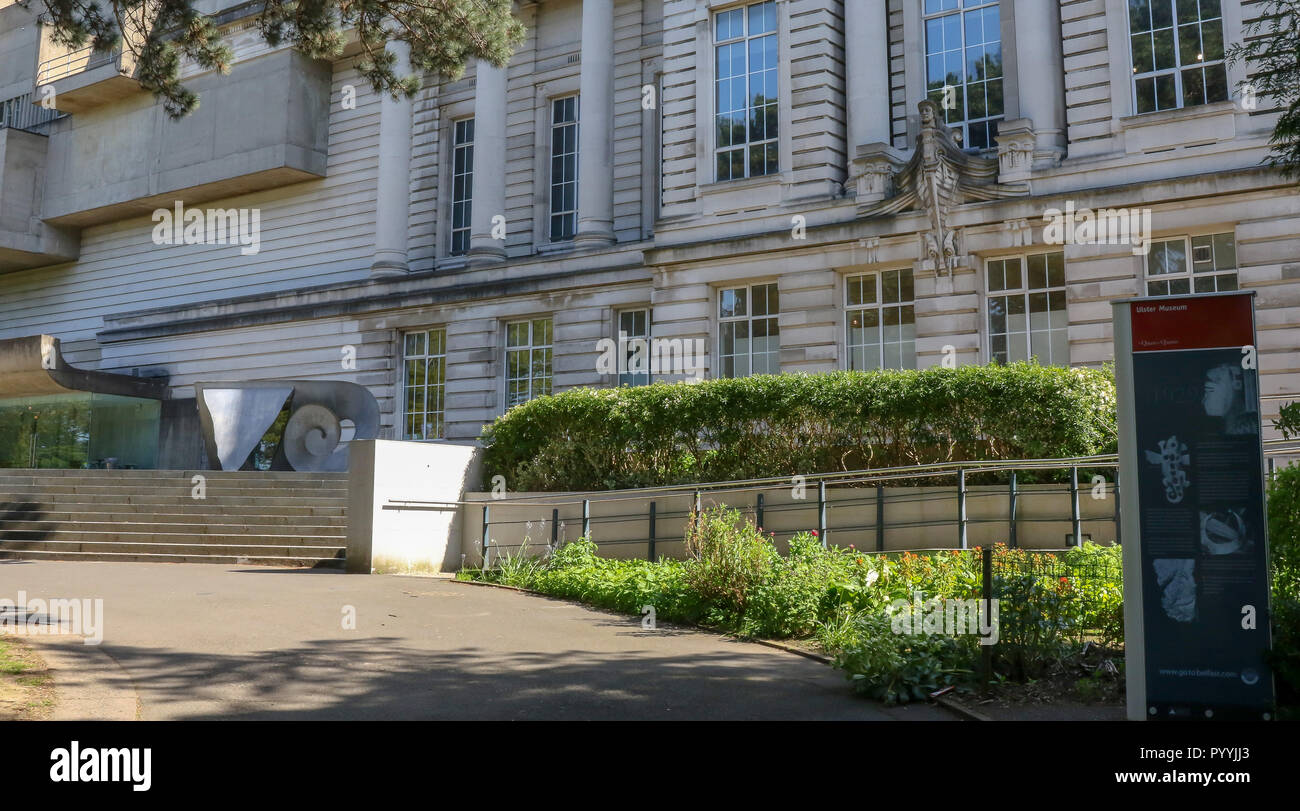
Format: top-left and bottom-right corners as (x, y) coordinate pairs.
(1129, 294), (1254, 352)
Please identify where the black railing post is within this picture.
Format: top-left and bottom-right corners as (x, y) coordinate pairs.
(756, 492), (765, 530)
(551, 508), (559, 548)
(875, 484), (885, 552)
(481, 503), (491, 568)
(1008, 471), (1018, 549)
(648, 501), (657, 562)
(957, 467), (968, 550)
(818, 479), (828, 548)
(582, 498), (591, 539)
(1070, 466), (1082, 547)
(1113, 469), (1122, 545)
(981, 546), (993, 685)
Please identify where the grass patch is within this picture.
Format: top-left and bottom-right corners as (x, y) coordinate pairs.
(0, 635), (55, 720)
(0, 637), (30, 675)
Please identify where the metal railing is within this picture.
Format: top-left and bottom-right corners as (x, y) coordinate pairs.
(35, 45), (122, 86)
(465, 456), (1124, 566)
(0, 93), (64, 135)
(430, 440), (1300, 567)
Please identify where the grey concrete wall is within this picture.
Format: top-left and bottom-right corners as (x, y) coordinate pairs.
(42, 48), (331, 226)
(0, 127), (79, 272)
(0, 4), (39, 101)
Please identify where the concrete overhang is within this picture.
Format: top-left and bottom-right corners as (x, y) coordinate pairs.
(0, 335), (168, 399)
(0, 126), (80, 273)
(41, 48), (331, 227)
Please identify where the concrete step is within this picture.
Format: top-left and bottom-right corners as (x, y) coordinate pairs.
(0, 469), (347, 482)
(0, 508), (347, 525)
(0, 547), (345, 567)
(0, 519), (346, 537)
(0, 483), (349, 498)
(0, 538), (345, 554)
(0, 469), (350, 566)
(0, 528), (344, 545)
(0, 493), (348, 507)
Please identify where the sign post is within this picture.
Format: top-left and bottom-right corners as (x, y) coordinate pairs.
(1113, 291), (1275, 721)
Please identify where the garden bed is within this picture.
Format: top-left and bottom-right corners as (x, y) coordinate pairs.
(460, 505), (1128, 709)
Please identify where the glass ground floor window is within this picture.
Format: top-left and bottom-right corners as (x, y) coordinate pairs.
(987, 251), (1068, 366)
(0, 393), (160, 469)
(403, 328), (447, 439)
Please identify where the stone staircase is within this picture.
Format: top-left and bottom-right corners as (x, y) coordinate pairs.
(0, 469), (348, 567)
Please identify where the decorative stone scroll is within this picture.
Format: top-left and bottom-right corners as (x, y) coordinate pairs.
(195, 380), (380, 472)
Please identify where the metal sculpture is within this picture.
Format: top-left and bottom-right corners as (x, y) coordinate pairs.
(194, 380), (379, 472)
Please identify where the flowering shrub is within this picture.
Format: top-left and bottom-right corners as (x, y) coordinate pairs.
(989, 543), (1123, 678)
(682, 506), (778, 626)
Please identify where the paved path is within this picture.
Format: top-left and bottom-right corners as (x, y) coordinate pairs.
(0, 560), (950, 720)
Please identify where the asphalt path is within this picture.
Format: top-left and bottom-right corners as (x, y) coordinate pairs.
(0, 560), (951, 721)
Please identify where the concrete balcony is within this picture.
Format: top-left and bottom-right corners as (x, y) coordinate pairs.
(0, 125), (78, 274)
(35, 46), (143, 115)
(41, 49), (331, 227)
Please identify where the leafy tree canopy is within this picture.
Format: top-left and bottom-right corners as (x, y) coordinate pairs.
(1228, 1), (1300, 178)
(32, 0), (524, 117)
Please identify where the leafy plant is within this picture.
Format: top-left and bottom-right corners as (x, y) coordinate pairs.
(1266, 458), (1300, 716)
(480, 364), (1118, 492)
(818, 609), (976, 705)
(1226, 2), (1300, 181)
(682, 507), (777, 626)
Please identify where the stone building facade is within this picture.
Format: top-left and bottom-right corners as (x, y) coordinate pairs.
(0, 0), (1296, 467)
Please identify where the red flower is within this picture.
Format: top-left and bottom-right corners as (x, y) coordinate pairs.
(811, 530), (819, 537)
(848, 544), (855, 550)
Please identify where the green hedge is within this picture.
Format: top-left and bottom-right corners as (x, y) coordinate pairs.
(480, 363), (1117, 492)
(1267, 464), (1300, 717)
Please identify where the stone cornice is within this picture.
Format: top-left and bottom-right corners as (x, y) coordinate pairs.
(99, 248), (651, 343)
(646, 164), (1289, 268)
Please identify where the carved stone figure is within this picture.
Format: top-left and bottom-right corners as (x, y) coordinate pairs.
(863, 101), (1030, 276)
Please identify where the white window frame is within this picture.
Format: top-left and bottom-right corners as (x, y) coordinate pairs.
(449, 117), (474, 256)
(1143, 232), (1238, 297)
(548, 95), (580, 243)
(1127, 0), (1228, 115)
(401, 328), (447, 440)
(617, 308), (652, 387)
(985, 251), (1069, 367)
(712, 0), (780, 182)
(718, 282), (780, 378)
(921, 0), (1004, 151)
(505, 318), (554, 408)
(845, 269), (917, 371)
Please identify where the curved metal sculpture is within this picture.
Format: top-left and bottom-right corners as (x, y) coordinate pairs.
(194, 380), (379, 472)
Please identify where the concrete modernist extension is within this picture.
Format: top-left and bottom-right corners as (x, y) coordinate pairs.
(0, 2), (1297, 492)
